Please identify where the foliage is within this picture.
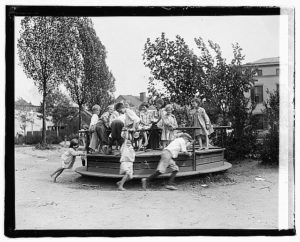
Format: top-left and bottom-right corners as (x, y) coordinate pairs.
(25, 133), (42, 145)
(18, 17), (71, 144)
(57, 17), (115, 127)
(46, 134), (63, 144)
(143, 33), (203, 105)
(37, 89), (77, 130)
(15, 97), (34, 136)
(143, 33), (258, 160)
(258, 89), (279, 165)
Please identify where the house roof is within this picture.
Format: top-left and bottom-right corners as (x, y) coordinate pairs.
(245, 57), (279, 66)
(116, 95), (143, 107)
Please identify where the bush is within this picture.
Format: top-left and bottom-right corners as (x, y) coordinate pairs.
(26, 134), (42, 144)
(258, 129), (279, 165)
(15, 136), (24, 145)
(46, 134), (63, 144)
(258, 89), (279, 165)
(67, 133), (79, 141)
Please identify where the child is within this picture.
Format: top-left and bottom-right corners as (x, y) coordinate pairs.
(147, 98), (165, 150)
(190, 98), (214, 150)
(50, 139), (85, 183)
(141, 133), (193, 190)
(96, 105), (114, 153)
(152, 98), (165, 124)
(89, 104), (101, 152)
(116, 129), (136, 190)
(158, 104), (178, 148)
(138, 102), (153, 149)
(108, 102), (140, 154)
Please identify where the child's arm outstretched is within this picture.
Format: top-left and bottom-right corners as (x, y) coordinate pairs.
(180, 139), (192, 156)
(69, 149), (85, 157)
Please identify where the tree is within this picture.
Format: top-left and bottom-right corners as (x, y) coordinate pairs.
(259, 89), (279, 164)
(37, 89), (77, 137)
(57, 17), (115, 128)
(143, 33), (258, 160)
(143, 33), (204, 106)
(18, 17), (68, 144)
(17, 109), (31, 138)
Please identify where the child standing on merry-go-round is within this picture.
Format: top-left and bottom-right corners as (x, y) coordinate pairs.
(89, 104), (101, 152)
(157, 104), (178, 148)
(190, 98), (214, 150)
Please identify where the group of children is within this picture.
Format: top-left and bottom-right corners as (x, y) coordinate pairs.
(51, 97), (214, 191)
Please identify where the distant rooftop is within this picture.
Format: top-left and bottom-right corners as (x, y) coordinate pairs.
(245, 57), (279, 66)
(116, 95), (143, 107)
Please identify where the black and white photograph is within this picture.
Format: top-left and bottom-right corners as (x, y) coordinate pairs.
(4, 3), (296, 237)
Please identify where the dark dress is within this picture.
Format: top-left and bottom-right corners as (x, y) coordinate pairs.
(147, 123), (161, 149)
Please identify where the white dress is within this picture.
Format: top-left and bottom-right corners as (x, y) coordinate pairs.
(61, 148), (81, 169)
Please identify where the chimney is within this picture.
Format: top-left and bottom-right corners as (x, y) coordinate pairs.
(140, 92), (146, 102)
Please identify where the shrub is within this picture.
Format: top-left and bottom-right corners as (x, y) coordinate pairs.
(258, 129), (279, 165)
(67, 133), (79, 141)
(46, 134), (63, 144)
(25, 134), (42, 144)
(260, 89), (279, 164)
(258, 89), (279, 165)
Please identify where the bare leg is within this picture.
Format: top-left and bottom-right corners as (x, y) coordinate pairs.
(53, 168), (65, 183)
(142, 170), (162, 190)
(138, 138), (143, 150)
(117, 173), (130, 191)
(205, 135), (209, 149)
(50, 167), (63, 177)
(143, 133), (148, 147)
(162, 140), (168, 148)
(198, 137), (203, 150)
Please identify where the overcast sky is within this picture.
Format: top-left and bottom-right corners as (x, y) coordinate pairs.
(15, 15), (280, 105)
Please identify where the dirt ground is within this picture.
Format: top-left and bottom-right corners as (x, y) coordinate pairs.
(14, 145), (279, 230)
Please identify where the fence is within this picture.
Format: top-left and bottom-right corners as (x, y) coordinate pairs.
(15, 129), (78, 145)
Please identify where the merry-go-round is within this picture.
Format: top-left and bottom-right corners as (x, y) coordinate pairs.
(75, 126), (232, 179)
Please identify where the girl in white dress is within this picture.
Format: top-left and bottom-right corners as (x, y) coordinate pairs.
(50, 139), (85, 182)
(158, 104), (178, 148)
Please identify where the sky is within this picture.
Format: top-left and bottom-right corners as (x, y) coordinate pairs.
(14, 15), (280, 105)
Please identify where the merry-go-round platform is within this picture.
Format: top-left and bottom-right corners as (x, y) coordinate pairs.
(75, 147), (232, 179)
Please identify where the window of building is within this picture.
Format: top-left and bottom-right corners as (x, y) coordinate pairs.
(251, 85), (264, 103)
(255, 114), (268, 130)
(276, 83), (279, 92)
(256, 69), (263, 76)
(276, 68), (280, 76)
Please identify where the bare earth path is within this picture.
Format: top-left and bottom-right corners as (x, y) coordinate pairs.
(14, 146), (278, 230)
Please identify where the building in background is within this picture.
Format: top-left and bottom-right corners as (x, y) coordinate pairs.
(14, 98), (50, 137)
(244, 57), (279, 129)
(115, 92), (156, 113)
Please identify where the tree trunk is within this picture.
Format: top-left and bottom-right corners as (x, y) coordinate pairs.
(24, 127), (26, 144)
(42, 91), (47, 145)
(56, 121), (59, 137)
(78, 105), (82, 130)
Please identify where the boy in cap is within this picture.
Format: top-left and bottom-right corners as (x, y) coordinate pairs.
(141, 133), (193, 190)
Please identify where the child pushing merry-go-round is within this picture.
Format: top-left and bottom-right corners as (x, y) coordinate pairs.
(142, 132), (193, 190)
(50, 139), (85, 183)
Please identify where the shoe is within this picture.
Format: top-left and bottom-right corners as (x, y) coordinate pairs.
(141, 178), (147, 190)
(165, 185), (178, 190)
